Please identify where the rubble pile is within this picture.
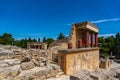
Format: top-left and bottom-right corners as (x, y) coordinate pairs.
(0, 45), (65, 80)
(70, 62), (120, 80)
(0, 58), (65, 80)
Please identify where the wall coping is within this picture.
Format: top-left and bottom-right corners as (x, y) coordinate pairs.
(58, 47), (99, 53)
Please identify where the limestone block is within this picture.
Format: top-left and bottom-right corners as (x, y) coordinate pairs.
(40, 62), (45, 67)
(0, 65), (20, 78)
(20, 61), (35, 70)
(39, 76), (46, 80)
(8, 65), (20, 77)
(0, 70), (9, 78)
(17, 67), (49, 78)
(21, 55), (31, 62)
(3, 59), (21, 66)
(0, 63), (9, 67)
(99, 60), (110, 69)
(32, 59), (40, 67)
(50, 64), (60, 70)
(55, 72), (64, 78)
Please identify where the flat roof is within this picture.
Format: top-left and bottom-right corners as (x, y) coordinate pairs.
(73, 21), (98, 29)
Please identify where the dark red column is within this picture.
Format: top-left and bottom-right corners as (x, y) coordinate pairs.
(85, 32), (89, 47)
(78, 39), (82, 48)
(95, 34), (98, 47)
(91, 33), (94, 47)
(68, 42), (72, 49)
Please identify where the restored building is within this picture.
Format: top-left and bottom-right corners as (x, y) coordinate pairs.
(58, 21), (99, 75)
(27, 42), (47, 49)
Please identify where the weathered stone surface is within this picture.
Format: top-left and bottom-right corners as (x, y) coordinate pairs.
(55, 72), (64, 78)
(0, 69), (9, 79)
(58, 48), (99, 75)
(40, 57), (47, 62)
(16, 67), (49, 80)
(32, 59), (40, 67)
(1, 59), (21, 66)
(40, 62), (45, 67)
(99, 58), (111, 69)
(21, 55), (31, 62)
(50, 64), (60, 70)
(69, 62), (120, 80)
(90, 73), (102, 80)
(0, 65), (20, 78)
(8, 65), (20, 77)
(116, 69), (120, 79)
(2, 79), (10, 80)
(20, 61), (35, 70)
(0, 63), (9, 67)
(70, 70), (90, 80)
(47, 75), (70, 80)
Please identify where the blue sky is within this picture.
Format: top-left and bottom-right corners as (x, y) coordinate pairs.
(0, 0), (120, 39)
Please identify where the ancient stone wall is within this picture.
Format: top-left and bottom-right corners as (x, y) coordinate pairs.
(58, 48), (99, 75)
(69, 24), (77, 48)
(60, 43), (68, 49)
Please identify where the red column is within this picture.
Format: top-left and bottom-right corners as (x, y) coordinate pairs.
(91, 33), (94, 47)
(95, 34), (98, 47)
(85, 32), (89, 47)
(78, 39), (82, 48)
(68, 42), (72, 49)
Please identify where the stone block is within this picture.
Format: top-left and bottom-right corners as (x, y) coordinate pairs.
(21, 61), (35, 70)
(99, 60), (110, 69)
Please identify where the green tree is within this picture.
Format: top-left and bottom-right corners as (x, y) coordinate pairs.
(28, 37), (32, 42)
(38, 38), (40, 42)
(114, 33), (120, 59)
(33, 38), (37, 42)
(14, 39), (27, 48)
(98, 34), (119, 59)
(105, 36), (115, 54)
(14, 40), (21, 47)
(43, 37), (47, 43)
(46, 38), (54, 48)
(3, 33), (12, 38)
(98, 37), (108, 58)
(57, 33), (65, 40)
(0, 33), (13, 45)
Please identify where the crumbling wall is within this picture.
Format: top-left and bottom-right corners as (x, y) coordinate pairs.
(0, 46), (65, 80)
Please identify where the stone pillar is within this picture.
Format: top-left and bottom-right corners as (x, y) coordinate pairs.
(95, 34), (98, 47)
(91, 33), (94, 47)
(68, 42), (72, 49)
(78, 39), (82, 48)
(85, 32), (89, 47)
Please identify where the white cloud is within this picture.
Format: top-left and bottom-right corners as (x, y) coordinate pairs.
(98, 34), (116, 37)
(91, 18), (120, 23)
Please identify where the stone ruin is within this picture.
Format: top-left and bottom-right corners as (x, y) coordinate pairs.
(0, 21), (120, 80)
(0, 45), (67, 80)
(57, 22), (100, 75)
(27, 42), (47, 49)
(49, 21), (120, 80)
